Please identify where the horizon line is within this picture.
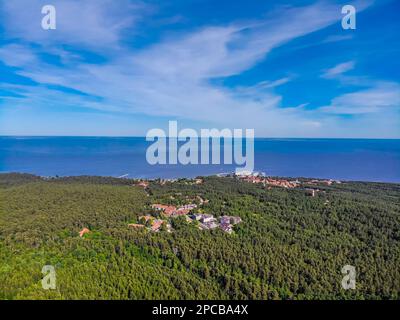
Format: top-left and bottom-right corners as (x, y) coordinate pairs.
(0, 135), (399, 140)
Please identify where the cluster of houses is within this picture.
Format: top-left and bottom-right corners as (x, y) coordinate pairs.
(134, 177), (204, 189)
(190, 178), (204, 185)
(83, 174), (339, 238)
(265, 178), (300, 188)
(189, 214), (242, 234)
(135, 175), (340, 192)
(235, 171), (341, 194)
(129, 215), (172, 232)
(128, 197), (242, 234)
(238, 174), (300, 189)
(305, 179), (341, 186)
(151, 193), (210, 217)
(151, 203), (197, 217)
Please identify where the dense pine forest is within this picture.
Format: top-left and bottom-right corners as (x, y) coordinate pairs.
(0, 173), (399, 300)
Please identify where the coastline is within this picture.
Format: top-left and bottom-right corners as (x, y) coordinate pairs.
(1, 171), (399, 185)
(1, 136), (399, 183)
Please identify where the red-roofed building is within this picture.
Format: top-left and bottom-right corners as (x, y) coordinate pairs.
(152, 204), (193, 217)
(137, 181), (149, 188)
(79, 228), (90, 237)
(152, 204), (177, 216)
(139, 215), (153, 224)
(151, 219), (164, 232)
(173, 208), (190, 216)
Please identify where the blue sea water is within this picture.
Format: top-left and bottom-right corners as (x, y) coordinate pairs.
(0, 136), (399, 182)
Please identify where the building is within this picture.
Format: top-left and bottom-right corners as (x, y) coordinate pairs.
(151, 204), (173, 211)
(179, 204), (197, 210)
(231, 216), (242, 225)
(220, 215), (242, 225)
(235, 170), (254, 177)
(173, 208), (191, 216)
(79, 228), (90, 237)
(136, 181), (149, 188)
(220, 216), (231, 224)
(195, 178), (203, 184)
(220, 223), (233, 234)
(151, 219), (165, 232)
(305, 189), (317, 197)
(190, 214), (202, 221)
(200, 214), (216, 223)
(151, 204), (177, 217)
(308, 179), (334, 186)
(202, 221), (219, 229)
(139, 215), (153, 224)
(128, 223), (145, 228)
(265, 178), (299, 188)
(152, 203), (195, 217)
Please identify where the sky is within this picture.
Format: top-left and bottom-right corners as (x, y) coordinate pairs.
(0, 0), (399, 138)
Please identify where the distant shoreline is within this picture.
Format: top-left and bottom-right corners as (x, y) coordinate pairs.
(1, 137), (399, 183)
(1, 171), (399, 185)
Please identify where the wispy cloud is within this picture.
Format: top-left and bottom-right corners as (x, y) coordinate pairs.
(1, 0), (150, 50)
(320, 82), (400, 114)
(0, 44), (38, 67)
(1, 3), (345, 117)
(321, 34), (354, 44)
(321, 61), (355, 78)
(320, 58), (400, 116)
(2, 0), (398, 138)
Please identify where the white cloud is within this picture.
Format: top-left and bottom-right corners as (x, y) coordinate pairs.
(322, 61), (355, 78)
(0, 44), (38, 67)
(320, 58), (400, 116)
(2, 0), (395, 138)
(320, 82), (400, 114)
(321, 34), (354, 44)
(0, 0), (149, 50)
(1, 3), (344, 112)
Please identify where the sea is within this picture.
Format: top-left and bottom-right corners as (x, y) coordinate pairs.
(0, 136), (399, 183)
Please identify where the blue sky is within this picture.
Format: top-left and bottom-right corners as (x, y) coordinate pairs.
(0, 0), (399, 137)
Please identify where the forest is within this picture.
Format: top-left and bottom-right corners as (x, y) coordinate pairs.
(0, 173), (399, 299)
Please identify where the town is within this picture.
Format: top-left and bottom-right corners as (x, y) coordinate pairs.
(128, 201), (242, 234)
(127, 173), (339, 233)
(234, 170), (340, 189)
(78, 173), (341, 237)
